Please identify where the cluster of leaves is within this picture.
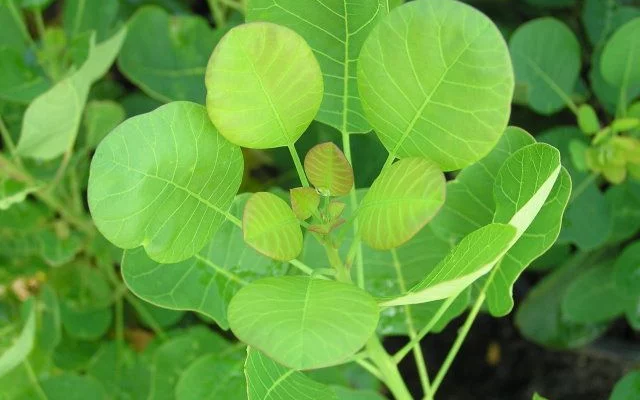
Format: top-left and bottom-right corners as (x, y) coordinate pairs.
(0, 1), (638, 400)
(486, 0), (640, 395)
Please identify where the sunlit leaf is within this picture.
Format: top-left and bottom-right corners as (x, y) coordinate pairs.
(243, 192), (303, 261)
(509, 18), (580, 114)
(117, 6), (222, 103)
(304, 142), (354, 196)
(122, 195), (287, 330)
(247, 0), (384, 134)
(206, 22), (323, 149)
(16, 27), (127, 160)
(359, 157), (445, 250)
(358, 0), (513, 170)
(381, 223), (516, 306)
(88, 101), (243, 263)
(290, 187), (320, 220)
(228, 276), (379, 370)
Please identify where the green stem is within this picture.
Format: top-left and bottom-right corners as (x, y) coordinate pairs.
(429, 291), (486, 398)
(393, 294), (459, 363)
(289, 259), (328, 279)
(207, 0), (226, 28)
(366, 337), (413, 400)
(0, 116), (23, 168)
(355, 359), (383, 381)
(391, 249), (431, 397)
(219, 0), (244, 13)
(48, 149), (72, 194)
(288, 143), (309, 187)
(23, 361), (46, 400)
(33, 9), (46, 39)
(324, 242), (351, 283)
(68, 168), (84, 214)
(341, 132), (365, 288)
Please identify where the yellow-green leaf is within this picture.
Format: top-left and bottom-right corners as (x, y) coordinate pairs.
(304, 142), (354, 196)
(206, 22), (323, 149)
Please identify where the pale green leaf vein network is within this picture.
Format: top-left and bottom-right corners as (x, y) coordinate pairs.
(247, 0), (383, 134)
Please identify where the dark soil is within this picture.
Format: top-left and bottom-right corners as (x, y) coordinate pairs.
(385, 315), (638, 400)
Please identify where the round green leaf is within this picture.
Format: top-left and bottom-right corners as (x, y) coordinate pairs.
(358, 158), (445, 250)
(39, 373), (107, 400)
(577, 104), (600, 134)
(228, 276), (379, 370)
(601, 18), (640, 92)
(304, 142), (354, 196)
(509, 18), (581, 115)
(358, 0), (513, 171)
(88, 101), (243, 263)
(206, 22), (323, 149)
(243, 192), (303, 261)
(118, 6), (222, 103)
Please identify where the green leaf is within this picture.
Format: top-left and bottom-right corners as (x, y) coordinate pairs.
(83, 100), (125, 149)
(88, 101), (243, 263)
(176, 351), (246, 400)
(245, 347), (337, 400)
(0, 0), (30, 52)
(63, 0), (119, 41)
(38, 229), (84, 267)
(117, 6), (222, 103)
(509, 18), (580, 115)
(87, 341), (150, 400)
(148, 327), (231, 400)
(243, 192), (303, 261)
(486, 167), (571, 316)
(582, 0), (640, 46)
(431, 126), (535, 242)
(610, 371), (640, 400)
(359, 157), (445, 250)
(206, 22), (323, 149)
(333, 386), (387, 400)
(516, 255), (608, 349)
(246, 0), (384, 135)
(606, 182), (640, 243)
(0, 298), (35, 377)
(539, 127), (613, 250)
(0, 47), (51, 104)
(532, 393), (549, 400)
(614, 241), (640, 297)
(36, 285), (61, 353)
(0, 178), (38, 210)
(228, 276), (379, 370)
(38, 373), (107, 400)
(304, 142), (354, 196)
(122, 194), (287, 329)
(381, 223), (516, 306)
(577, 104), (600, 134)
(600, 18), (640, 108)
(562, 263), (628, 323)
(358, 0), (513, 171)
(290, 187), (320, 220)
(16, 27), (127, 160)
